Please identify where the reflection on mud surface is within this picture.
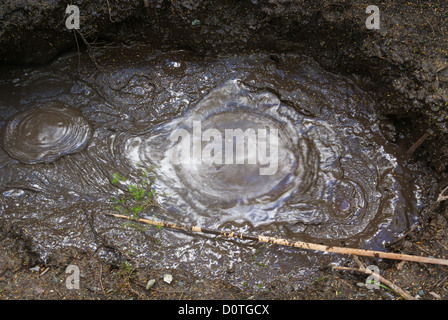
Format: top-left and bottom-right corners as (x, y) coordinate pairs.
(0, 47), (420, 289)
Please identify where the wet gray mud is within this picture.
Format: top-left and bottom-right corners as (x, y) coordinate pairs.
(0, 46), (421, 291)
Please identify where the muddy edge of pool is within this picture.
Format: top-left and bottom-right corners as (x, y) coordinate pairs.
(1, 0), (448, 300)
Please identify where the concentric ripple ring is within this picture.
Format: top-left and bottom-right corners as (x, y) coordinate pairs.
(1, 103), (92, 164)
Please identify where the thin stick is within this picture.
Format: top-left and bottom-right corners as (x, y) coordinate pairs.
(436, 63), (448, 74)
(105, 0), (114, 22)
(407, 132), (429, 156)
(353, 256), (416, 300)
(72, 29), (81, 71)
(437, 185), (448, 202)
(99, 264), (106, 295)
(105, 213), (448, 266)
(74, 29), (106, 72)
(332, 257), (416, 300)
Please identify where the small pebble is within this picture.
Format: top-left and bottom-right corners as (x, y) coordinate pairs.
(163, 274), (173, 284)
(146, 279), (156, 290)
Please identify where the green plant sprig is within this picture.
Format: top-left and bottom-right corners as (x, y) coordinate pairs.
(110, 166), (158, 221)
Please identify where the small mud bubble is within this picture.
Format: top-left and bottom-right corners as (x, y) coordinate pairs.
(1, 103), (92, 164)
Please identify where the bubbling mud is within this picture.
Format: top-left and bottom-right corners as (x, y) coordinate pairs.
(0, 49), (420, 289)
(123, 79), (414, 242)
(1, 103), (92, 164)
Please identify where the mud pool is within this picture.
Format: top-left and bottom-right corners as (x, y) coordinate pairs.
(0, 46), (421, 289)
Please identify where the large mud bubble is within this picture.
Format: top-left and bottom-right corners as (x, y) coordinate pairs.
(0, 48), (420, 288)
(126, 78), (414, 242)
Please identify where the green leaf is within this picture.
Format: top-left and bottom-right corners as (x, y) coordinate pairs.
(132, 206), (143, 214)
(112, 172), (126, 184)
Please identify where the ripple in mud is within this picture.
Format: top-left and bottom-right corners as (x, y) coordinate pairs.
(1, 103), (92, 164)
(125, 79), (413, 242)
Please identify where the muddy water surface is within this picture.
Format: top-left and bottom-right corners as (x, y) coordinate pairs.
(0, 46), (420, 290)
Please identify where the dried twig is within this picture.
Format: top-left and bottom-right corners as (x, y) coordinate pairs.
(0, 20), (20, 27)
(52, 285), (64, 298)
(99, 263), (106, 294)
(105, 0), (114, 22)
(72, 29), (81, 71)
(39, 267), (50, 277)
(73, 29), (107, 72)
(352, 256), (416, 300)
(436, 63), (448, 74)
(332, 256), (417, 300)
(407, 132), (429, 156)
(437, 185), (448, 202)
(105, 212), (448, 266)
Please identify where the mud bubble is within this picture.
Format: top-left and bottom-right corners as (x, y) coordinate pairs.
(1, 103), (92, 164)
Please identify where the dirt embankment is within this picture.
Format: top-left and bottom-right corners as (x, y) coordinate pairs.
(1, 0), (448, 300)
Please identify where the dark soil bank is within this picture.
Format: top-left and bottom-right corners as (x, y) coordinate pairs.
(1, 0), (448, 301)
